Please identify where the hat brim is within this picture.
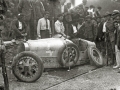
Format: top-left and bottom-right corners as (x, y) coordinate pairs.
(103, 14), (111, 17)
(112, 13), (120, 16)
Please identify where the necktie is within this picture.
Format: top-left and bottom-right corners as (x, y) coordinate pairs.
(46, 19), (48, 29)
(60, 23), (62, 31)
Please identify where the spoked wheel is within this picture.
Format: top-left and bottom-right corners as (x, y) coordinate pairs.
(88, 47), (103, 67)
(12, 51), (44, 82)
(58, 44), (79, 67)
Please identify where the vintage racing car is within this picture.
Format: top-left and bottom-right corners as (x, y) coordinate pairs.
(4, 36), (103, 83)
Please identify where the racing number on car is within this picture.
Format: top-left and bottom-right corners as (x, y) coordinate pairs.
(46, 43), (54, 56)
(46, 50), (54, 56)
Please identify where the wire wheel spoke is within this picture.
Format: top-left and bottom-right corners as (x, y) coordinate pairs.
(19, 68), (24, 73)
(17, 56), (38, 78)
(28, 70), (33, 76)
(93, 50), (100, 62)
(24, 71), (28, 76)
(63, 47), (77, 64)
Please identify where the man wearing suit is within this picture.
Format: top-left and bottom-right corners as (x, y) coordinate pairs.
(18, 0), (45, 40)
(96, 16), (105, 53)
(64, 3), (71, 13)
(11, 13), (27, 40)
(0, 0), (7, 14)
(80, 15), (95, 41)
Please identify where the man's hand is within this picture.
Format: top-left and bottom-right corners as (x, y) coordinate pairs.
(24, 33), (27, 36)
(21, 33), (27, 37)
(67, 35), (70, 39)
(37, 36), (41, 39)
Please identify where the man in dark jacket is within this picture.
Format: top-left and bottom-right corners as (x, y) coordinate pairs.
(11, 13), (27, 40)
(113, 20), (120, 68)
(64, 2), (71, 12)
(0, 0), (7, 15)
(96, 6), (102, 17)
(18, 0), (45, 40)
(96, 16), (105, 53)
(80, 15), (95, 41)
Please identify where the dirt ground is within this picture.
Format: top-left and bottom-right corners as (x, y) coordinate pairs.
(46, 66), (120, 90)
(0, 65), (120, 90)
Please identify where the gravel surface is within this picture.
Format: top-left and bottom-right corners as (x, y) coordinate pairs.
(0, 65), (97, 90)
(46, 66), (120, 90)
(0, 66), (120, 90)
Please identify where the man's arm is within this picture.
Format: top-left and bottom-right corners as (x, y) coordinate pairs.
(37, 19), (41, 38)
(48, 20), (52, 37)
(3, 0), (7, 13)
(23, 22), (27, 33)
(92, 24), (95, 39)
(64, 5), (68, 12)
(18, 0), (24, 13)
(117, 26), (120, 46)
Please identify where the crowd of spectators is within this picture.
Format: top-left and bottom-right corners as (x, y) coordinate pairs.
(1, 0), (120, 67)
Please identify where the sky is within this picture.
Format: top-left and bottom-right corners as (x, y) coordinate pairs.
(65, 0), (82, 6)
(75, 0), (82, 6)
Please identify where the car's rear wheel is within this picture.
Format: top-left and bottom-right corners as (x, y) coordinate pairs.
(12, 51), (44, 82)
(58, 44), (79, 68)
(88, 46), (103, 67)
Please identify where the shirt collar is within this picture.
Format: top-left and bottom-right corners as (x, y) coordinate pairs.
(56, 20), (63, 24)
(43, 17), (48, 21)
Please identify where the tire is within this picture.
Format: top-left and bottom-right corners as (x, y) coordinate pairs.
(12, 51), (44, 83)
(58, 44), (79, 68)
(88, 46), (103, 67)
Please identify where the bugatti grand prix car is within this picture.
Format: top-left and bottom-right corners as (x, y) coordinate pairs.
(5, 36), (103, 83)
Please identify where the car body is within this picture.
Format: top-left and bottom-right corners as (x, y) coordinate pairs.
(3, 37), (103, 82)
(17, 38), (95, 68)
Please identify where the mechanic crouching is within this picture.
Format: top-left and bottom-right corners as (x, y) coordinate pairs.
(54, 14), (77, 39)
(11, 13), (27, 43)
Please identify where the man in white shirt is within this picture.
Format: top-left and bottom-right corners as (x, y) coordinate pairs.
(55, 14), (66, 37)
(37, 11), (51, 39)
(88, 5), (95, 18)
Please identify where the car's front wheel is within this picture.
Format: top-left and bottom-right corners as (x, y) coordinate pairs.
(12, 51), (44, 82)
(58, 44), (79, 68)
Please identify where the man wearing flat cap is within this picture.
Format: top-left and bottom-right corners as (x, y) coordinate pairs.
(112, 10), (120, 68)
(96, 16), (105, 54)
(112, 10), (120, 22)
(104, 11), (116, 65)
